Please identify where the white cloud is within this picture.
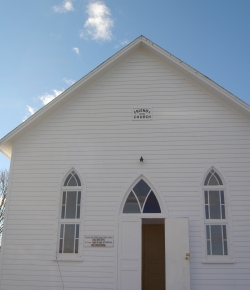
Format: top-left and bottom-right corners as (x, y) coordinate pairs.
(114, 39), (130, 49)
(80, 1), (114, 41)
(63, 78), (75, 86)
(27, 105), (36, 115)
(53, 0), (74, 13)
(120, 39), (129, 46)
(23, 89), (64, 122)
(23, 105), (37, 121)
(39, 89), (63, 105)
(72, 47), (80, 54)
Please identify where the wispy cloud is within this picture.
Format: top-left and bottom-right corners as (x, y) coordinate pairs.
(23, 89), (63, 121)
(63, 78), (75, 86)
(23, 105), (37, 121)
(39, 89), (63, 105)
(27, 105), (36, 115)
(52, 0), (74, 13)
(120, 39), (129, 46)
(80, 1), (114, 41)
(114, 39), (130, 49)
(23, 77), (74, 122)
(72, 47), (80, 54)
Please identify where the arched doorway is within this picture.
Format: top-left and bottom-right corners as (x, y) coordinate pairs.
(118, 178), (165, 290)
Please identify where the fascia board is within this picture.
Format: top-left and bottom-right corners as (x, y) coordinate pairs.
(0, 142), (12, 159)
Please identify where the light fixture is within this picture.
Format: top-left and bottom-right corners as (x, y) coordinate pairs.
(140, 156), (144, 162)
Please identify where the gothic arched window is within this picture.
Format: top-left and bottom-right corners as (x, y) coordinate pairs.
(204, 169), (228, 256)
(58, 170), (82, 255)
(123, 179), (161, 214)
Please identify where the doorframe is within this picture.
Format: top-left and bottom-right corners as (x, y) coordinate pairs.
(116, 173), (167, 290)
(117, 215), (166, 290)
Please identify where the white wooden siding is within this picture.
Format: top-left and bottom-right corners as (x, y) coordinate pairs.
(0, 51), (250, 290)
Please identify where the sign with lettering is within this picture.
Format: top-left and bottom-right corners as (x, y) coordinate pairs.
(84, 236), (114, 247)
(133, 108), (152, 120)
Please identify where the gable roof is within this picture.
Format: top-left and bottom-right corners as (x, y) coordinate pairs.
(1, 35), (250, 159)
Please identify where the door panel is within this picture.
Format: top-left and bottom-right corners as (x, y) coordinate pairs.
(165, 218), (190, 290)
(142, 224), (165, 290)
(119, 217), (141, 290)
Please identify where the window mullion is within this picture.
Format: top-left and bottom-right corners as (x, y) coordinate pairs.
(205, 219), (227, 225)
(202, 185), (225, 190)
(131, 189), (141, 212)
(219, 191), (222, 219)
(208, 191), (210, 219)
(65, 191), (68, 219)
(62, 224), (65, 253)
(75, 192), (77, 219)
(209, 225), (212, 255)
(221, 225), (224, 255)
(73, 224), (76, 253)
(141, 189), (151, 213)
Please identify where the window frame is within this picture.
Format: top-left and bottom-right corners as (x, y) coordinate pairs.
(55, 170), (84, 261)
(201, 168), (234, 263)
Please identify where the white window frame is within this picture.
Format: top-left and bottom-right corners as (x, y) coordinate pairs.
(201, 168), (234, 263)
(55, 170), (83, 261)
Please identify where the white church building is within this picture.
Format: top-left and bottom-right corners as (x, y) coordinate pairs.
(0, 36), (250, 290)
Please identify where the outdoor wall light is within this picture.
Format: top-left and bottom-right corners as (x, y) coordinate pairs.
(140, 156), (144, 162)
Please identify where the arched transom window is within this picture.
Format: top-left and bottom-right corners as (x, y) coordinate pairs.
(123, 179), (161, 213)
(64, 170), (81, 187)
(204, 169), (223, 186)
(204, 169), (228, 256)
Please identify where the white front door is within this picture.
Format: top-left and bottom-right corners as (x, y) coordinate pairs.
(165, 218), (190, 290)
(118, 217), (141, 290)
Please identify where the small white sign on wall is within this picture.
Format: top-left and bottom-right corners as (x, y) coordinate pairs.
(133, 108), (152, 120)
(84, 236), (114, 247)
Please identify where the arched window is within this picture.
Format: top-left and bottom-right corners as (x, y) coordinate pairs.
(204, 169), (228, 256)
(58, 170), (82, 255)
(123, 179), (161, 213)
(63, 171), (81, 187)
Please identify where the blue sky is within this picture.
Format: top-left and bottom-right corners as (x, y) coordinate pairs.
(0, 0), (250, 169)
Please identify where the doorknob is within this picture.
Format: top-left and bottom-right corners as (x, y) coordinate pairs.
(185, 253), (190, 260)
